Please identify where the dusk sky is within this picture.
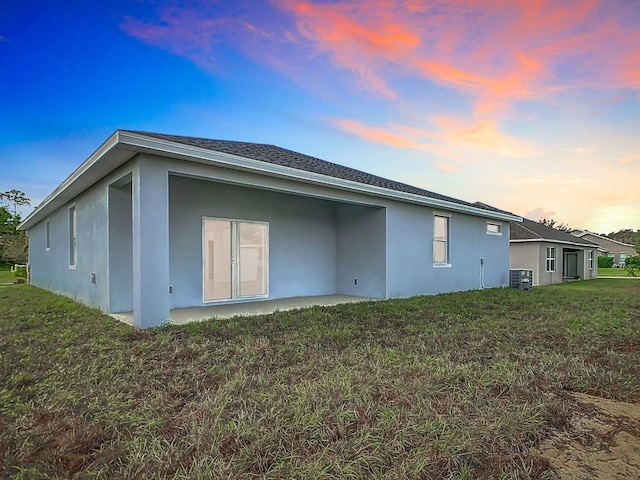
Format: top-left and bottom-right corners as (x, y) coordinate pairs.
(2, 0), (639, 233)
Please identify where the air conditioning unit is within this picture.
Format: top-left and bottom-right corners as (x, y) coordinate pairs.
(509, 269), (533, 290)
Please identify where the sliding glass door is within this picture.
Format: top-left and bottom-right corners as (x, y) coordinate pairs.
(203, 218), (268, 302)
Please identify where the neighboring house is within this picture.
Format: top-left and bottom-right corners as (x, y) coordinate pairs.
(19, 130), (521, 328)
(571, 230), (636, 267)
(510, 218), (599, 286)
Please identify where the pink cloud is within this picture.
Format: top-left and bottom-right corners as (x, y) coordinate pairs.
(335, 119), (421, 148)
(595, 96), (624, 106)
(433, 117), (540, 158)
(276, 0), (640, 112)
(334, 116), (539, 159)
(524, 207), (557, 222)
(433, 161), (455, 173)
(121, 1), (640, 112)
(121, 10), (236, 72)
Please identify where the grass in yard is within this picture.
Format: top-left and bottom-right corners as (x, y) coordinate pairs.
(598, 267), (636, 277)
(1, 280), (639, 479)
(0, 269), (17, 284)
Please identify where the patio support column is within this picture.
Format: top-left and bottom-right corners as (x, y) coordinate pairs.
(132, 157), (170, 328)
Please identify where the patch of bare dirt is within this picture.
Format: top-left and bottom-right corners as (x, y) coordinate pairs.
(534, 393), (640, 479)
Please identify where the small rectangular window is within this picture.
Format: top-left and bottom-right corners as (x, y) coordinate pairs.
(45, 220), (51, 251)
(587, 250), (594, 270)
(434, 214), (449, 264)
(546, 246), (556, 272)
(69, 205), (77, 269)
(486, 222), (502, 235)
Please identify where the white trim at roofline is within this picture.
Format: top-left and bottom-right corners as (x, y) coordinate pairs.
(19, 130), (521, 230)
(573, 230), (635, 248)
(119, 132), (520, 221)
(510, 239), (598, 248)
(18, 131), (121, 230)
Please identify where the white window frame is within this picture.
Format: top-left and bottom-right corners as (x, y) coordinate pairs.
(45, 219), (51, 252)
(587, 250), (594, 270)
(546, 246), (556, 272)
(68, 204), (77, 270)
(433, 212), (451, 267)
(486, 221), (502, 235)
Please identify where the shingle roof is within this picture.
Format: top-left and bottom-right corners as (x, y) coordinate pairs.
(125, 130), (488, 211)
(511, 218), (599, 246)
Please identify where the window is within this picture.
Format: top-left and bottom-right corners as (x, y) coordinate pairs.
(546, 246), (556, 272)
(620, 253), (627, 264)
(69, 205), (77, 269)
(587, 250), (594, 270)
(434, 214), (449, 264)
(486, 222), (502, 235)
(45, 220), (51, 251)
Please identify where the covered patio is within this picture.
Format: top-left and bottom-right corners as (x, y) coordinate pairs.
(110, 294), (374, 326)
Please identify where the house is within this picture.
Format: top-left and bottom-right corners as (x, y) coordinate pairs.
(571, 230), (636, 267)
(19, 130), (521, 328)
(510, 218), (599, 286)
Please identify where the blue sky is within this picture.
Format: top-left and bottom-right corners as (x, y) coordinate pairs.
(2, 0), (639, 232)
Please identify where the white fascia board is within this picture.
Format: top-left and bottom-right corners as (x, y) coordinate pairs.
(18, 131), (127, 230)
(580, 230), (635, 248)
(510, 239), (599, 248)
(19, 129), (522, 230)
(118, 131), (522, 222)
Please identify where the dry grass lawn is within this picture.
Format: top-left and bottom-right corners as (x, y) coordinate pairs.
(1, 279), (639, 479)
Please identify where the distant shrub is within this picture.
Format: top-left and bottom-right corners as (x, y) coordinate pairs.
(14, 268), (27, 279)
(598, 256), (614, 268)
(625, 255), (640, 277)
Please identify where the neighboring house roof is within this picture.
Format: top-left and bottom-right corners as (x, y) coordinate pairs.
(510, 218), (599, 248)
(571, 230), (636, 250)
(19, 130), (521, 230)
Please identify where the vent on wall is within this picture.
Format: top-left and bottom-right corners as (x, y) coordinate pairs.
(509, 269), (533, 290)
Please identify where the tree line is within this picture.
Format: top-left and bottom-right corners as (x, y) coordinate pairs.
(0, 190), (30, 266)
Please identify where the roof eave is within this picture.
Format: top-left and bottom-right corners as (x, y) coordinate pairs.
(19, 130), (522, 230)
(18, 131), (130, 230)
(510, 238), (599, 248)
(116, 131), (522, 222)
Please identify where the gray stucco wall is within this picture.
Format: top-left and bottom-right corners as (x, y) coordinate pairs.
(169, 175), (342, 308)
(28, 180), (110, 311)
(386, 203), (510, 296)
(509, 242), (542, 286)
(28, 151), (514, 316)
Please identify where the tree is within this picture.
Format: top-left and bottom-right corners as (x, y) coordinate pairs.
(605, 229), (640, 245)
(0, 189), (30, 217)
(0, 190), (29, 265)
(539, 218), (572, 232)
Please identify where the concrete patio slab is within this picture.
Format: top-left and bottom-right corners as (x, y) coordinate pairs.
(111, 294), (374, 326)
